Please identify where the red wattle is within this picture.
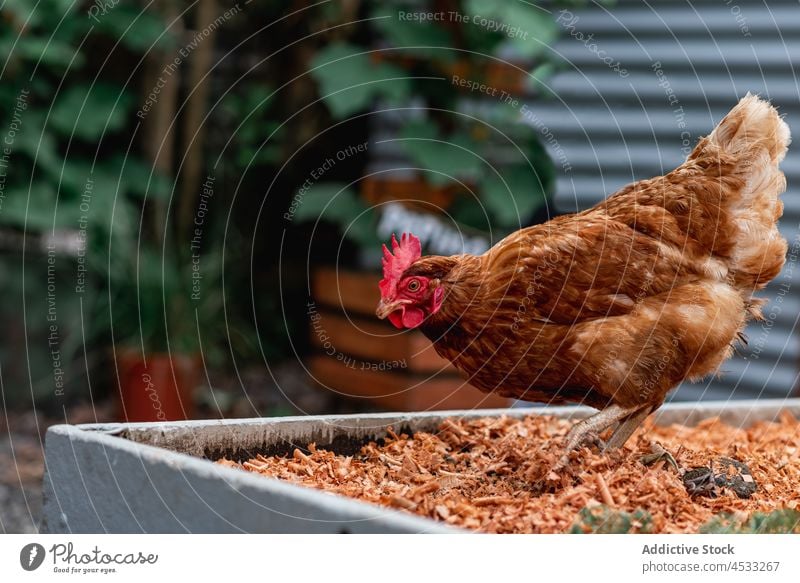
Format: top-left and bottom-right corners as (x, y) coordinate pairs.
(388, 310), (405, 329)
(401, 307), (425, 328)
(387, 306), (426, 329)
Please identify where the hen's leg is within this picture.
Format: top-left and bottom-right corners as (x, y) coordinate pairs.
(561, 404), (639, 456)
(603, 406), (652, 451)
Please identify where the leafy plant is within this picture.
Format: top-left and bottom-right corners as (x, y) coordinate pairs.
(571, 507), (800, 534)
(293, 182), (376, 247)
(303, 0), (568, 245)
(463, 0), (559, 58)
(219, 81), (285, 171)
(700, 510), (800, 534)
(90, 3), (175, 52)
(570, 505), (654, 534)
(311, 42), (412, 119)
(0, 0), (175, 403)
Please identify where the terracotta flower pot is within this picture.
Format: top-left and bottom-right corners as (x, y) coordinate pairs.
(361, 176), (462, 210)
(116, 350), (197, 422)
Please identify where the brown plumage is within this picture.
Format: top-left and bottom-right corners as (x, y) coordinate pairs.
(376, 94), (790, 456)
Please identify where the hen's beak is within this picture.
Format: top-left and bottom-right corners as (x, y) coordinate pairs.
(376, 299), (407, 319)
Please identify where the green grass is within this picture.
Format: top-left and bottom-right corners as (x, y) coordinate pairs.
(570, 506), (800, 534)
(570, 505), (653, 534)
(699, 510), (800, 534)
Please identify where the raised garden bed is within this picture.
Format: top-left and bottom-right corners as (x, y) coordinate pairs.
(42, 399), (800, 533)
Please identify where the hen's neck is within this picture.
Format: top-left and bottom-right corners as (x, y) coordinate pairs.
(418, 254), (484, 340)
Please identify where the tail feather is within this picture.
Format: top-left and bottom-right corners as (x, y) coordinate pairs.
(707, 93), (790, 164)
(690, 93), (790, 293)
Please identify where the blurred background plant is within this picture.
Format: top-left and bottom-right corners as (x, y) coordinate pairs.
(0, 0), (262, 410)
(299, 0), (569, 250)
(0, 0), (175, 404)
(0, 0), (575, 416)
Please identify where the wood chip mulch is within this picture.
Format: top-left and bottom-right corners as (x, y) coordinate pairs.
(220, 412), (800, 533)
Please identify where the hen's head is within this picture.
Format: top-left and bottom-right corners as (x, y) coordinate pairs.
(375, 233), (445, 329)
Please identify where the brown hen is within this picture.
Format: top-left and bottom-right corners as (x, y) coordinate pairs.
(375, 94), (790, 459)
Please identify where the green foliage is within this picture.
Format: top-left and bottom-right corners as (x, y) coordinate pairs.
(0, 0), (177, 404)
(310, 42), (411, 119)
(399, 121), (479, 187)
(220, 82), (284, 170)
(372, 6), (455, 62)
(50, 84), (135, 140)
(1, 0), (77, 27)
(0, 36), (85, 70)
(572, 507), (800, 534)
(481, 164), (548, 226)
(106, 246), (196, 354)
(293, 183), (377, 247)
(527, 62), (558, 96)
(700, 510), (800, 534)
(0, 0), (578, 405)
(91, 4), (175, 52)
(397, 119), (553, 230)
(305, 1), (570, 245)
(0, 1), (172, 240)
(108, 155), (174, 201)
(570, 505), (654, 534)
(463, 0), (559, 58)
(9, 112), (62, 176)
(0, 182), (61, 230)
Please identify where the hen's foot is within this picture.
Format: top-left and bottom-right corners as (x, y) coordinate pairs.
(552, 404), (654, 473)
(553, 432), (603, 470)
(562, 406), (627, 452)
(576, 430), (606, 451)
(558, 404), (644, 465)
(640, 443), (680, 472)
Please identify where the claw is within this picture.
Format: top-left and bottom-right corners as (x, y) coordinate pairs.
(640, 442), (680, 472)
(554, 431), (606, 471)
(583, 431), (607, 451)
(567, 429), (607, 453)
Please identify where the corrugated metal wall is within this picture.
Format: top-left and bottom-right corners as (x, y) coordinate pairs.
(537, 0), (800, 400)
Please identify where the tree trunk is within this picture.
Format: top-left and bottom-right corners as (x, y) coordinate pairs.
(177, 0), (218, 239)
(140, 0), (183, 244)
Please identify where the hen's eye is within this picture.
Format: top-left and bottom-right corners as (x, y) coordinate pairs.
(407, 279), (420, 292)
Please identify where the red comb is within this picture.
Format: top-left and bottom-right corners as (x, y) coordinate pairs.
(379, 233), (421, 297)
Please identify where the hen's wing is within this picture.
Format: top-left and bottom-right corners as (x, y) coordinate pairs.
(601, 94), (789, 296)
(484, 214), (708, 325)
(491, 95), (789, 327)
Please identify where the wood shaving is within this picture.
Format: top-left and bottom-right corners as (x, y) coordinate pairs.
(223, 413), (800, 533)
